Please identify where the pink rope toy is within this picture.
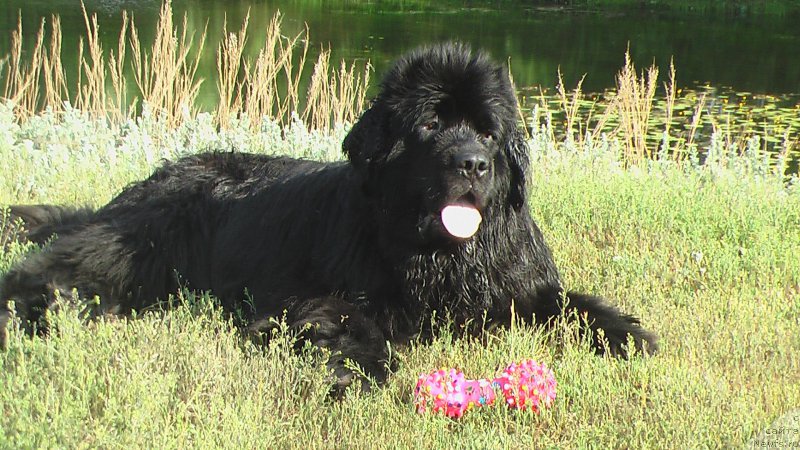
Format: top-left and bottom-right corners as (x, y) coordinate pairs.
(413, 359), (557, 418)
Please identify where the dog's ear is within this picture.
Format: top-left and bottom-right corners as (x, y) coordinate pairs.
(343, 103), (390, 174)
(504, 127), (530, 211)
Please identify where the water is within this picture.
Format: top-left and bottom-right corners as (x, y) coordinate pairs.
(2, 0), (800, 98)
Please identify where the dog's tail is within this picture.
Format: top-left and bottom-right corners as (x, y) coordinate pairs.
(3, 204), (94, 245)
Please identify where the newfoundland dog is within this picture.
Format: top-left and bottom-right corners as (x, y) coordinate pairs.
(0, 43), (656, 391)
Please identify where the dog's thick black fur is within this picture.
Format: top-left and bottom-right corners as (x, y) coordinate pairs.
(0, 43), (657, 391)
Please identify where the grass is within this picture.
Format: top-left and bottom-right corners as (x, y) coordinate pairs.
(1, 3), (799, 448)
(0, 101), (799, 448)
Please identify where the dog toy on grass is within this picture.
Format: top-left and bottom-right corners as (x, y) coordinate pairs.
(413, 359), (557, 418)
(413, 368), (496, 418)
(493, 359), (558, 411)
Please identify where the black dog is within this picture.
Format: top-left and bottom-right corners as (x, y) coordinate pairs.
(0, 43), (657, 390)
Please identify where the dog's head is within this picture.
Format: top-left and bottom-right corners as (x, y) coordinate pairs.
(344, 42), (529, 248)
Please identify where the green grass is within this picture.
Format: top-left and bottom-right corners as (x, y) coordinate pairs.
(1, 105), (799, 448)
(276, 1), (800, 15)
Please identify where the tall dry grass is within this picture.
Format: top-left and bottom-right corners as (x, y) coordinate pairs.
(556, 69), (586, 144)
(554, 68), (612, 148)
(549, 51), (667, 163)
(0, 1), (370, 131)
(661, 58), (677, 148)
(303, 50), (371, 134)
(538, 49), (795, 170)
(130, 0), (206, 125)
(76, 4), (110, 117)
(612, 50), (659, 163)
(2, 16), (49, 117)
(236, 14), (307, 130)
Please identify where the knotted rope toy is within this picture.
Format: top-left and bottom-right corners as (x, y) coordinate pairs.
(413, 359), (557, 418)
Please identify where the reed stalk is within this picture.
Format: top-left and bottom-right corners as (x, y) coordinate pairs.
(0, 1), (367, 131)
(612, 49), (659, 164)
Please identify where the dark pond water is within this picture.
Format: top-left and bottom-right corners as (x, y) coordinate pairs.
(2, 0), (800, 98)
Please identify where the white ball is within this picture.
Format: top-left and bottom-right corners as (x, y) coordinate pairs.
(441, 205), (482, 238)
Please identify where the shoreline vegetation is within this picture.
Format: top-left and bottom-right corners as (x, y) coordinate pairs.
(235, 0), (800, 16)
(1, 2), (799, 449)
(1, 1), (371, 134)
(1, 1), (797, 171)
(520, 0), (800, 15)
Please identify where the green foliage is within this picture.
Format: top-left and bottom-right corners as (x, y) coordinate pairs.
(0, 104), (798, 448)
(565, 0), (800, 15)
(267, 1), (800, 16)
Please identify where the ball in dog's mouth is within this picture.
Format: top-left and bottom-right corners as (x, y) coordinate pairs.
(441, 204), (482, 238)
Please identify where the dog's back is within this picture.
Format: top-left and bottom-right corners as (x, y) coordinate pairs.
(5, 152), (323, 244)
(0, 151), (329, 346)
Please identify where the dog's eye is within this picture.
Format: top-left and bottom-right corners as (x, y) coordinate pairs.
(480, 132), (496, 141)
(422, 121), (439, 132)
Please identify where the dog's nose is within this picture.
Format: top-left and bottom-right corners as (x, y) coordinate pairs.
(454, 151), (490, 179)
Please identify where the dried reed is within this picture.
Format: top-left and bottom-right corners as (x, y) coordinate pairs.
(130, 0), (206, 124)
(611, 49), (659, 164)
(0, 1), (369, 131)
(303, 49), (371, 133)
